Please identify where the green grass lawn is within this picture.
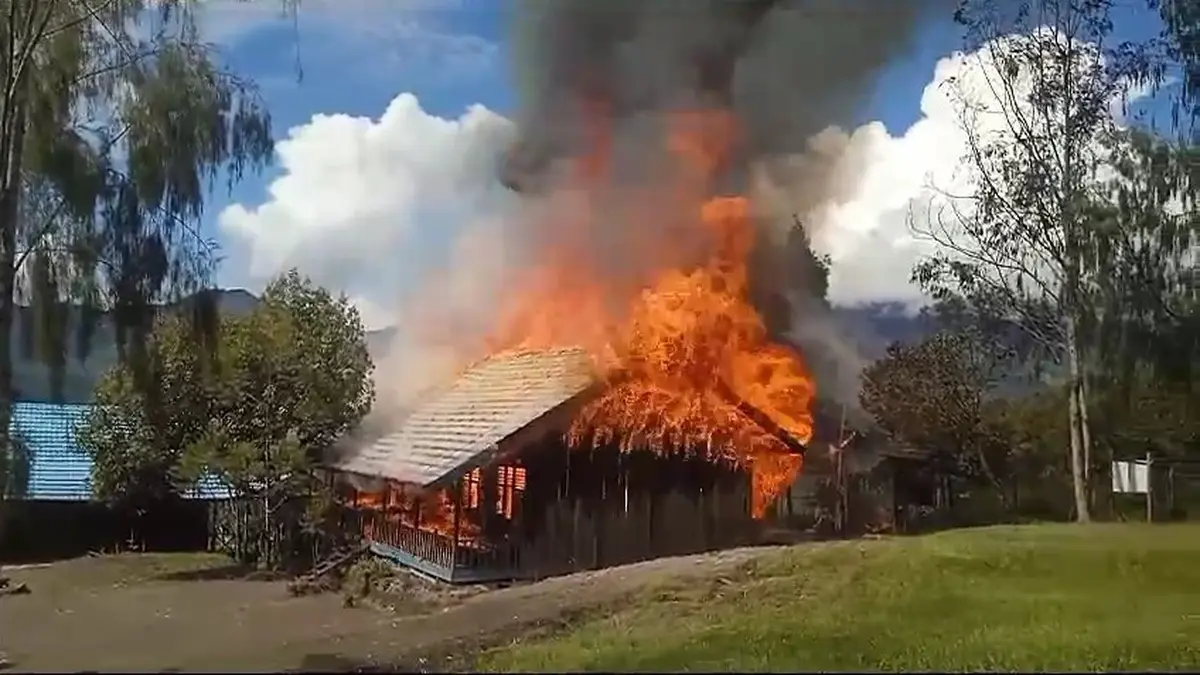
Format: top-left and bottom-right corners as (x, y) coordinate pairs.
(479, 524), (1200, 672)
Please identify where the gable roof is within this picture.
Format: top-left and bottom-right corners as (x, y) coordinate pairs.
(330, 347), (598, 488)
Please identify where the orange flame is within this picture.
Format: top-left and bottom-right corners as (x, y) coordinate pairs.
(350, 466), (534, 547)
(487, 108), (815, 517)
(354, 483), (482, 545)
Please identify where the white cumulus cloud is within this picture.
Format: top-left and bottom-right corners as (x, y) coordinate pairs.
(218, 29), (1159, 335)
(218, 93), (514, 329)
(779, 51), (981, 308)
(786, 30), (1161, 308)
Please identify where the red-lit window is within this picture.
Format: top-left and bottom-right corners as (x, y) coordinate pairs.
(466, 468), (482, 509)
(496, 465), (526, 519)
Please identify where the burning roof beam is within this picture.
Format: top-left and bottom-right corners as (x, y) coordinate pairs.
(713, 378), (806, 456)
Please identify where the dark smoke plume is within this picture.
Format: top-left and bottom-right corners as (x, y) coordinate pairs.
(500, 0), (951, 414)
(502, 0), (950, 192)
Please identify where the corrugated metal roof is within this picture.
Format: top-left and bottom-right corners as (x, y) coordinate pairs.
(16, 401), (93, 500)
(332, 347), (598, 487)
(10, 400), (233, 502)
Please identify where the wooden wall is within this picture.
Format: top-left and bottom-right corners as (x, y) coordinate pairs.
(495, 441), (758, 581)
(337, 439), (760, 583)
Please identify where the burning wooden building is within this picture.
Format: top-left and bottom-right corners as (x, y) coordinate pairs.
(328, 346), (807, 584)
(325, 100), (830, 582)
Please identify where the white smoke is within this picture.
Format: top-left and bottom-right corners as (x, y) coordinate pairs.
(217, 30), (1157, 419)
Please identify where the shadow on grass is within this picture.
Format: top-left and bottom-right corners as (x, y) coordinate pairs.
(153, 564), (289, 582)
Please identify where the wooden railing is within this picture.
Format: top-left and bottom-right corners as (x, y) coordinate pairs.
(366, 511), (455, 570)
(342, 507), (525, 580)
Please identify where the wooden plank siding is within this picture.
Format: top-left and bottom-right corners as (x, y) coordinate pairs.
(343, 440), (758, 584)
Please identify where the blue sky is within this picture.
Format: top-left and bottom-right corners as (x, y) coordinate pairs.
(212, 2), (957, 212)
(203, 2), (961, 305)
(206, 1), (510, 225)
(196, 0), (1178, 327)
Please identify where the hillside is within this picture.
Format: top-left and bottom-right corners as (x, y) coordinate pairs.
(479, 524), (1200, 672)
(13, 291), (932, 403)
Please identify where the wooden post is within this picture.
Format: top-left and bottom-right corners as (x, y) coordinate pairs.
(619, 449), (628, 515)
(890, 461), (899, 534)
(1145, 450), (1154, 523)
(834, 445), (845, 535)
(645, 454), (655, 558)
(836, 405), (848, 535)
(562, 440), (571, 499)
(381, 483), (392, 545)
(481, 464), (499, 536)
(451, 480), (462, 570)
(590, 446), (600, 569)
(1168, 465), (1176, 519)
(710, 467), (720, 547)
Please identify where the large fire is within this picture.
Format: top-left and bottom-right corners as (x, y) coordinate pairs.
(486, 107), (816, 517)
(353, 107), (815, 534)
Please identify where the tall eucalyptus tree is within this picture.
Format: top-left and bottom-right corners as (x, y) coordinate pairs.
(914, 0), (1199, 521)
(0, 0), (280, 488)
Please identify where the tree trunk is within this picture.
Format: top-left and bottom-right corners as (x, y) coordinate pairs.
(0, 82), (29, 490)
(1066, 316), (1091, 523)
(1078, 373), (1096, 513)
(973, 441), (1011, 514)
(1058, 29), (1091, 525)
(263, 489), (274, 569)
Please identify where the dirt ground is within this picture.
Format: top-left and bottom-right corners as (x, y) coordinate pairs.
(0, 546), (783, 672)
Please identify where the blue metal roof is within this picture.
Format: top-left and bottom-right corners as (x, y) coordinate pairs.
(10, 401), (233, 502)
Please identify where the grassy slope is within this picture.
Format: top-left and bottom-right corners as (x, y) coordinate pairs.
(480, 524), (1200, 672)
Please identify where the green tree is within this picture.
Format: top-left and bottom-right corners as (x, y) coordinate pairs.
(912, 0), (1200, 521)
(0, 432), (27, 500)
(1086, 130), (1200, 386)
(860, 328), (1017, 508)
(1151, 0), (1200, 135)
(82, 271), (375, 566)
(81, 312), (211, 509)
(0, 429), (28, 546)
(1074, 129), (1200, 510)
(0, 0), (278, 507)
(983, 387), (1075, 519)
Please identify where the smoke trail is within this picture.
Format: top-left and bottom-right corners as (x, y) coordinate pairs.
(500, 0), (951, 410)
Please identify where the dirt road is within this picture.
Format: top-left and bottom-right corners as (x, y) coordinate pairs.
(0, 546), (782, 672)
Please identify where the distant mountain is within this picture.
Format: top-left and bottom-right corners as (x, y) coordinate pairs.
(176, 288), (261, 317)
(828, 302), (938, 360)
(12, 288), (264, 403)
(364, 302), (936, 366)
(14, 291), (935, 405)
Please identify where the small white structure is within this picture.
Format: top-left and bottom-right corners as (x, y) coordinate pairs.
(1112, 459), (1150, 494)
